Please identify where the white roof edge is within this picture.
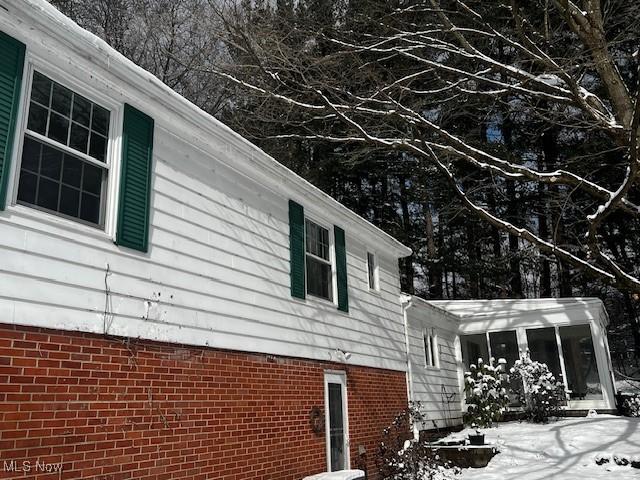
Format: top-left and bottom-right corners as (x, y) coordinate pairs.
(401, 294), (462, 322)
(402, 295), (606, 320)
(10, 0), (412, 258)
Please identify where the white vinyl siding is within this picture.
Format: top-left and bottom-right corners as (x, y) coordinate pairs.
(0, 3), (409, 373)
(0, 1), (406, 371)
(407, 306), (463, 429)
(0, 132), (408, 370)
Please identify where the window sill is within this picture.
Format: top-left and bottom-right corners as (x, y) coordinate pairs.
(3, 203), (115, 244)
(304, 293), (351, 315)
(306, 292), (336, 306)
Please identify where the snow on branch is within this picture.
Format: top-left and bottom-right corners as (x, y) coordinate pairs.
(208, 0), (640, 291)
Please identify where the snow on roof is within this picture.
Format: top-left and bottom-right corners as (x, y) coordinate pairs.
(10, 0), (412, 258)
(409, 296), (605, 320)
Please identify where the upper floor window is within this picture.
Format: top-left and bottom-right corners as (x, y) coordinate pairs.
(16, 71), (110, 227)
(424, 329), (439, 368)
(367, 251), (379, 291)
(305, 218), (333, 301)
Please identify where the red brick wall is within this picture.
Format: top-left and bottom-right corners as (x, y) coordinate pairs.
(0, 324), (407, 480)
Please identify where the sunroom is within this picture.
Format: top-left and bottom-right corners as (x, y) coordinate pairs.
(407, 298), (616, 415)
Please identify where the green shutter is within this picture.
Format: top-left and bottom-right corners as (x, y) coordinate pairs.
(0, 31), (26, 210)
(116, 104), (154, 252)
(334, 226), (349, 312)
(289, 199), (306, 299)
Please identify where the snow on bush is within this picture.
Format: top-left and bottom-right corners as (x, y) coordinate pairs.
(463, 358), (509, 428)
(621, 395), (640, 417)
(509, 351), (566, 423)
(377, 402), (459, 479)
(594, 452), (640, 469)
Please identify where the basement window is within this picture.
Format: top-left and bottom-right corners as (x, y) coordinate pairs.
(16, 70), (111, 227)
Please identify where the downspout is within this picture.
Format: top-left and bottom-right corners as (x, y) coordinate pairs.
(400, 294), (414, 403)
(400, 294), (418, 439)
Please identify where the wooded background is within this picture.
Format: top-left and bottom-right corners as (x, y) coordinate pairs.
(49, 0), (640, 372)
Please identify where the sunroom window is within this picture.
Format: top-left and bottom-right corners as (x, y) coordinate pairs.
(17, 71), (110, 227)
(489, 330), (519, 371)
(559, 325), (602, 400)
(461, 333), (489, 369)
(305, 218), (332, 301)
(526, 327), (562, 378)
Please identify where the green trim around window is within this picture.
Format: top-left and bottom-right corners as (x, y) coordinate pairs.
(0, 31), (26, 210)
(289, 199), (306, 299)
(334, 225), (349, 312)
(116, 104), (154, 252)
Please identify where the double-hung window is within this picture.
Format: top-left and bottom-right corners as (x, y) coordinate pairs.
(305, 218), (333, 301)
(0, 31), (153, 252)
(288, 200), (348, 311)
(17, 71), (110, 227)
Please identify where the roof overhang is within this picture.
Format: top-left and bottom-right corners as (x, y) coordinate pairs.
(402, 295), (609, 333)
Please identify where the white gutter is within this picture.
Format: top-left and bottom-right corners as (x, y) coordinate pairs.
(402, 294), (426, 440)
(400, 294), (415, 404)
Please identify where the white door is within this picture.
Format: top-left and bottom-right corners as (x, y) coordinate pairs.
(324, 371), (349, 471)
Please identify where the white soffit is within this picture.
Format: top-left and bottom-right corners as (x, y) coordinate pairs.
(408, 296), (608, 329)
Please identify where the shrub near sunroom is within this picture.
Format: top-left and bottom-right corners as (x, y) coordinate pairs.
(621, 395), (640, 417)
(463, 359), (509, 428)
(509, 351), (566, 423)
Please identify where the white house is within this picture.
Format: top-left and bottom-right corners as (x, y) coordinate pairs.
(403, 296), (617, 431)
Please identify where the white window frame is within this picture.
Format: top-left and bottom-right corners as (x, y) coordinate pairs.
(304, 215), (337, 304)
(8, 54), (123, 239)
(423, 328), (439, 369)
(366, 250), (380, 292)
(324, 370), (350, 472)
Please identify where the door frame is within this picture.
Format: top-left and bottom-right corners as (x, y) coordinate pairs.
(324, 370), (350, 471)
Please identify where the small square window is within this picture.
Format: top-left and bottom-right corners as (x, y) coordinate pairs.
(305, 219), (333, 301)
(367, 252), (378, 291)
(18, 70), (111, 227)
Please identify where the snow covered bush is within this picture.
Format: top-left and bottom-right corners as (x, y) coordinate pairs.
(377, 402), (458, 479)
(509, 351), (566, 423)
(463, 358), (509, 428)
(621, 395), (640, 417)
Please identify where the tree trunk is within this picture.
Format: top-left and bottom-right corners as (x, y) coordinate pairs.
(425, 202), (442, 298)
(539, 131), (553, 297)
(467, 221), (480, 298)
(506, 181), (523, 297)
(399, 175), (414, 293)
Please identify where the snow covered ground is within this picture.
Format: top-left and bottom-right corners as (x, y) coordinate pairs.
(443, 415), (640, 480)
